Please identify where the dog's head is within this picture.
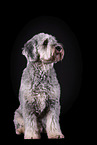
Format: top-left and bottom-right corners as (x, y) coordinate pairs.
(22, 33), (64, 64)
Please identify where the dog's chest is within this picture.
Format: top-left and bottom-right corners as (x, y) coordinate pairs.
(32, 66), (55, 92)
(33, 72), (50, 89)
(30, 66), (59, 113)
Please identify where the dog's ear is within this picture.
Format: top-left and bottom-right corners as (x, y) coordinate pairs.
(22, 39), (38, 62)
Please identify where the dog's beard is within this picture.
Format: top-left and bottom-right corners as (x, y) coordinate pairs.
(41, 49), (64, 64)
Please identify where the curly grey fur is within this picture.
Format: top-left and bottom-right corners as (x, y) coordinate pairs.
(14, 33), (64, 139)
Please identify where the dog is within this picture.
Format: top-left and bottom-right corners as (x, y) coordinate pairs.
(14, 33), (64, 139)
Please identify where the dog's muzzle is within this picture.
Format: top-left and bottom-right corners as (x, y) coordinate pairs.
(41, 44), (64, 64)
(52, 44), (64, 63)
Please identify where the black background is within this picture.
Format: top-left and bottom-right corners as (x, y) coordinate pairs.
(3, 3), (90, 145)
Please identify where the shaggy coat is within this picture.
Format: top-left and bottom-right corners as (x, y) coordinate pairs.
(14, 33), (64, 139)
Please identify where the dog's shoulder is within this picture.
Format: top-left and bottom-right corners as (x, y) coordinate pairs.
(21, 63), (35, 83)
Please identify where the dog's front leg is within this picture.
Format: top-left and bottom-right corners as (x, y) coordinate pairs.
(46, 107), (64, 139)
(23, 107), (40, 139)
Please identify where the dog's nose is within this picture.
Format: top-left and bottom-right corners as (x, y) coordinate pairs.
(55, 46), (62, 52)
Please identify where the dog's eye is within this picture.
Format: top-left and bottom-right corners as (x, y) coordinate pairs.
(43, 39), (48, 46)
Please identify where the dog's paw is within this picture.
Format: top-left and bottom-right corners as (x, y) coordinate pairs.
(16, 127), (24, 135)
(48, 133), (65, 139)
(24, 133), (41, 139)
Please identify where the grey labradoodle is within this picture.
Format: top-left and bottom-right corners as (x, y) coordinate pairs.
(13, 33), (64, 139)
